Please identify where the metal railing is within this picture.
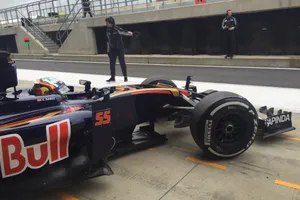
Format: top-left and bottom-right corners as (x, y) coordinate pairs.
(56, 0), (82, 45)
(0, 0), (59, 28)
(0, 0), (145, 27)
(16, 10), (49, 42)
(55, 0), (145, 45)
(0, 0), (223, 28)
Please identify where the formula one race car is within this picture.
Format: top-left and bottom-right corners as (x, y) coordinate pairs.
(0, 51), (296, 196)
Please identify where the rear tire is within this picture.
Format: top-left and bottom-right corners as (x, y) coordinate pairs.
(141, 76), (177, 88)
(190, 91), (258, 159)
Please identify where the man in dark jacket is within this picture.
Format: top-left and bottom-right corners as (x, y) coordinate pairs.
(105, 17), (134, 82)
(222, 10), (237, 59)
(82, 0), (93, 18)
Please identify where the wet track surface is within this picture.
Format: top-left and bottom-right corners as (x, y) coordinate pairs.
(16, 60), (300, 88)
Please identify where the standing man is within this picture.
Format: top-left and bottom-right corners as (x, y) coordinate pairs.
(82, 0), (93, 18)
(105, 16), (134, 82)
(222, 10), (237, 59)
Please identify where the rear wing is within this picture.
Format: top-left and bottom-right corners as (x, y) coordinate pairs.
(257, 106), (296, 139)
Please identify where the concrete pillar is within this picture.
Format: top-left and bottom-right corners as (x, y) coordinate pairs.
(15, 26), (49, 54)
(58, 21), (97, 55)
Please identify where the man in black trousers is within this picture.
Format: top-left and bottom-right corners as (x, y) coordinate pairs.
(222, 10), (237, 59)
(105, 16), (134, 82)
(82, 0), (93, 18)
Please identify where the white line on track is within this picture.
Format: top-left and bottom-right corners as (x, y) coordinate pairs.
(14, 59), (300, 71)
(17, 68), (300, 113)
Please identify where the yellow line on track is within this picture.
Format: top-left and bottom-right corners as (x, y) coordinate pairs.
(274, 180), (300, 190)
(280, 135), (300, 141)
(186, 156), (227, 170)
(56, 192), (79, 200)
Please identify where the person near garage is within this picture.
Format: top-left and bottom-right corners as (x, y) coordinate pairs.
(222, 9), (237, 59)
(82, 0), (93, 18)
(105, 16), (134, 82)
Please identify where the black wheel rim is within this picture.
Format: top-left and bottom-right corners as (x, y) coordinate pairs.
(214, 114), (247, 145)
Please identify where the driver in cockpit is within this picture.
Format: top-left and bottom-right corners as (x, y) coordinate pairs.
(30, 85), (52, 96)
(29, 78), (70, 96)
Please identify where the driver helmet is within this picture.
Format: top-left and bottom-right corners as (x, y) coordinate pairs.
(31, 85), (51, 96)
(30, 77), (70, 96)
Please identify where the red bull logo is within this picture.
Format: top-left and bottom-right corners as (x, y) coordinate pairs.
(0, 119), (71, 178)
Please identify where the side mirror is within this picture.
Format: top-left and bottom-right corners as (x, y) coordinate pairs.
(79, 80), (91, 92)
(189, 85), (197, 93)
(68, 86), (74, 92)
(79, 80), (89, 85)
(184, 76), (193, 90)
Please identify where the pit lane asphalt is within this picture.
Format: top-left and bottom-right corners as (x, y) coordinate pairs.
(4, 81), (300, 200)
(16, 60), (300, 89)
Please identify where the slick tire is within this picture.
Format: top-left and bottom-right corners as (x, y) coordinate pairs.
(190, 91), (258, 159)
(141, 76), (177, 88)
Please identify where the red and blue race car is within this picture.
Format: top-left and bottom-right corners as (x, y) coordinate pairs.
(0, 51), (295, 196)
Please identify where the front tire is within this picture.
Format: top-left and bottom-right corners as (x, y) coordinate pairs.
(190, 91), (258, 159)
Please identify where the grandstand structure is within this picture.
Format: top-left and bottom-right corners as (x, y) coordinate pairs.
(0, 0), (299, 55)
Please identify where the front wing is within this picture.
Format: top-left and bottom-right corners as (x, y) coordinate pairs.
(257, 106), (296, 138)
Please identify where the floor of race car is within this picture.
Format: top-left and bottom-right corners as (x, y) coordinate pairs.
(4, 81), (300, 200)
